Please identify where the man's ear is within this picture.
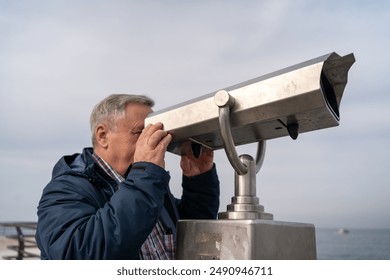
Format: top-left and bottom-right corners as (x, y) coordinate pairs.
(95, 124), (109, 149)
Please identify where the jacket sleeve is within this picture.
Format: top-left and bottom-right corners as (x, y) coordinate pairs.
(177, 164), (220, 219)
(36, 162), (169, 260)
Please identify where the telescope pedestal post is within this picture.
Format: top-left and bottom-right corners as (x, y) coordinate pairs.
(218, 152), (274, 220)
(215, 89), (273, 220)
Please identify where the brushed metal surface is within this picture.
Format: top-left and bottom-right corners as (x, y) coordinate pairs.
(145, 52), (355, 154)
(176, 219), (316, 260)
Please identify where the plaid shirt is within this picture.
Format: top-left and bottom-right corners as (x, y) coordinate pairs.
(92, 153), (175, 260)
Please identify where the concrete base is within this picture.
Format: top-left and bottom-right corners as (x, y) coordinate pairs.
(176, 219), (316, 260)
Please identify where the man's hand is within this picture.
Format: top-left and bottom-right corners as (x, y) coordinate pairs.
(180, 141), (214, 177)
(134, 123), (172, 168)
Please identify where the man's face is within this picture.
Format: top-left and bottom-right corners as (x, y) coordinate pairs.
(106, 103), (152, 176)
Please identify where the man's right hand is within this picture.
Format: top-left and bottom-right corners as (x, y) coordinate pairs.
(133, 122), (172, 169)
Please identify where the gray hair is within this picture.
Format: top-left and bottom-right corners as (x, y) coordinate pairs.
(90, 94), (154, 146)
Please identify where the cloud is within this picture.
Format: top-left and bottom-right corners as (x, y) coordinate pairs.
(0, 0), (389, 228)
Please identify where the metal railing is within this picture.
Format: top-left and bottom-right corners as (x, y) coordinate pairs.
(0, 222), (40, 260)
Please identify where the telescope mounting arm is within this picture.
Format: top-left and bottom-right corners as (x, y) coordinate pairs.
(214, 90), (266, 175)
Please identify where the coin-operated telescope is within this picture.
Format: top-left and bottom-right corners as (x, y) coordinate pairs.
(146, 52), (355, 259)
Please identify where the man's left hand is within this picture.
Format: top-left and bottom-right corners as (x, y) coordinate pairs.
(180, 142), (214, 177)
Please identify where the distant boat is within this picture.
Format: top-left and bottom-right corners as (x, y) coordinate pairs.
(337, 228), (350, 234)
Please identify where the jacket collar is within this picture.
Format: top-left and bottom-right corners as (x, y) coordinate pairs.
(53, 147), (118, 191)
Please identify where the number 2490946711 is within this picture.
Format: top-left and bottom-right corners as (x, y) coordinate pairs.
(209, 266), (272, 276)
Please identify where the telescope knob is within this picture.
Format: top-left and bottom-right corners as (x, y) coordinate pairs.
(214, 90), (235, 108)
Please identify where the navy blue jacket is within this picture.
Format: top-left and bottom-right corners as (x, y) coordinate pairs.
(36, 148), (219, 259)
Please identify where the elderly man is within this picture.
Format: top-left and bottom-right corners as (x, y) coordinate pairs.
(36, 94), (220, 259)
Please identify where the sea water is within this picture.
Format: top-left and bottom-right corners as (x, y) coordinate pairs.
(316, 228), (390, 260)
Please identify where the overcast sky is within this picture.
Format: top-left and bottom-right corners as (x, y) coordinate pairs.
(0, 0), (389, 229)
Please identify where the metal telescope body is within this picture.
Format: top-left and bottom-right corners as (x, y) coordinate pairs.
(145, 52), (355, 260)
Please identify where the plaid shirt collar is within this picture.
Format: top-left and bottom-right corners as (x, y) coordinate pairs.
(92, 152), (125, 184)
